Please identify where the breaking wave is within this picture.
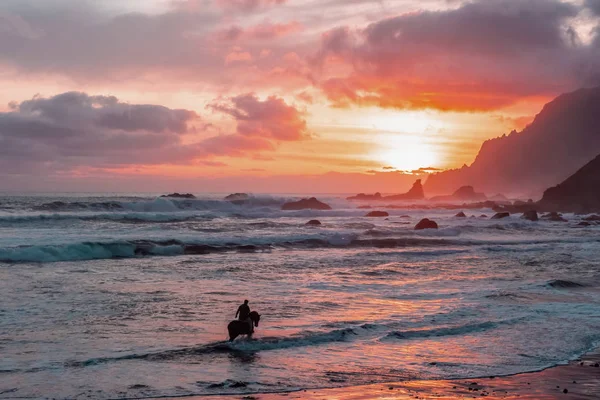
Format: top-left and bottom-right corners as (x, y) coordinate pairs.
(0, 235), (462, 263)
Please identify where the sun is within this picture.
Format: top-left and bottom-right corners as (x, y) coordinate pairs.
(377, 133), (439, 171)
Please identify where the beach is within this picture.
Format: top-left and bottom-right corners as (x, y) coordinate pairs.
(197, 351), (600, 399)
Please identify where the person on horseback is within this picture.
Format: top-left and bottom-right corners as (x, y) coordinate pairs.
(235, 299), (253, 333)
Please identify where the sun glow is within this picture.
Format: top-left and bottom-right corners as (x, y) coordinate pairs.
(377, 133), (439, 171)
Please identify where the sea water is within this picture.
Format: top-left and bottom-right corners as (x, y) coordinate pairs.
(1, 193), (600, 398)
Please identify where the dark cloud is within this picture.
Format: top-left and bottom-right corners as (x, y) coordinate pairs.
(586, 0), (600, 15)
(315, 0), (598, 111)
(0, 91), (303, 174)
(209, 93), (310, 141)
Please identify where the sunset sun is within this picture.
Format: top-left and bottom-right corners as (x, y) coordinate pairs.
(377, 132), (439, 171)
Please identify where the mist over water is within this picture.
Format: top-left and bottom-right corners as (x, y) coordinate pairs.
(1, 193), (600, 398)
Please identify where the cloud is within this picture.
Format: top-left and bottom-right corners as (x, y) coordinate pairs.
(586, 0), (600, 15)
(0, 91), (290, 174)
(209, 93), (310, 141)
(225, 50), (253, 64)
(215, 0), (286, 12)
(217, 21), (302, 41)
(315, 0), (599, 111)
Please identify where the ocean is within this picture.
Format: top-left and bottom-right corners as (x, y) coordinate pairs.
(1, 193), (600, 399)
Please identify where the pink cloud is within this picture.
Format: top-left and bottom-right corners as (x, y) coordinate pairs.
(314, 0), (599, 111)
(0, 91), (298, 175)
(209, 93), (310, 141)
(216, 0), (286, 12)
(225, 51), (253, 65)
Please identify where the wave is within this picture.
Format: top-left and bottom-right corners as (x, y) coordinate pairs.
(66, 327), (361, 368)
(383, 321), (503, 340)
(546, 279), (586, 289)
(0, 235), (463, 263)
(0, 212), (205, 224)
(30, 196), (288, 213)
(4, 230), (590, 263)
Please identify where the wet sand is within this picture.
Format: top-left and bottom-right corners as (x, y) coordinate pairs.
(188, 351), (600, 399)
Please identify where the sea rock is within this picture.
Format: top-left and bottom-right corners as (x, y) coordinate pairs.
(306, 220), (322, 226)
(429, 185), (486, 202)
(385, 179), (425, 201)
(224, 193), (249, 201)
(479, 214), (488, 218)
(347, 192), (382, 201)
(521, 210), (539, 221)
(281, 197), (332, 210)
(365, 211), (389, 217)
(491, 212), (510, 219)
(542, 211), (567, 222)
(577, 221), (591, 227)
(489, 193), (509, 202)
(584, 214), (600, 221)
(455, 212), (467, 218)
(160, 193), (196, 199)
(415, 218), (438, 230)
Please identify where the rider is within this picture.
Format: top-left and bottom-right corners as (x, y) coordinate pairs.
(235, 299), (253, 333)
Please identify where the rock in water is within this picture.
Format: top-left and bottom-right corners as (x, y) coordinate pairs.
(281, 197), (332, 210)
(160, 193), (196, 199)
(455, 212), (467, 218)
(365, 211), (389, 217)
(347, 192), (382, 201)
(542, 211), (567, 222)
(491, 212), (510, 219)
(306, 220), (322, 226)
(385, 179), (425, 201)
(521, 210), (539, 221)
(224, 193), (249, 201)
(429, 186), (486, 202)
(415, 218), (438, 230)
(584, 214), (600, 221)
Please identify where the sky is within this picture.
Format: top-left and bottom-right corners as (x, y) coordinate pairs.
(1, 0), (599, 193)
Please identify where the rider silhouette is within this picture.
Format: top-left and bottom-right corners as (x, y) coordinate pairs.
(235, 300), (253, 333)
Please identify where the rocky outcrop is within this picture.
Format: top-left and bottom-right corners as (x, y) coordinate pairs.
(429, 186), (486, 202)
(414, 218), (438, 230)
(385, 179), (425, 201)
(425, 86), (600, 197)
(306, 220), (322, 226)
(347, 192), (382, 201)
(365, 211), (389, 217)
(455, 212), (467, 218)
(538, 153), (600, 213)
(491, 212), (510, 219)
(542, 212), (567, 222)
(347, 179), (425, 201)
(281, 197), (332, 210)
(161, 193), (196, 199)
(224, 193), (250, 201)
(521, 210), (539, 221)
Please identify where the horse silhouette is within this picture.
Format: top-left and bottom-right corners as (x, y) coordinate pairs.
(228, 311), (261, 341)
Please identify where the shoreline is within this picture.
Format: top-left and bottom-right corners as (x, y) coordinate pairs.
(176, 350), (600, 400)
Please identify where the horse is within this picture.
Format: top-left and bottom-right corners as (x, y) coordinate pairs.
(227, 311), (261, 341)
